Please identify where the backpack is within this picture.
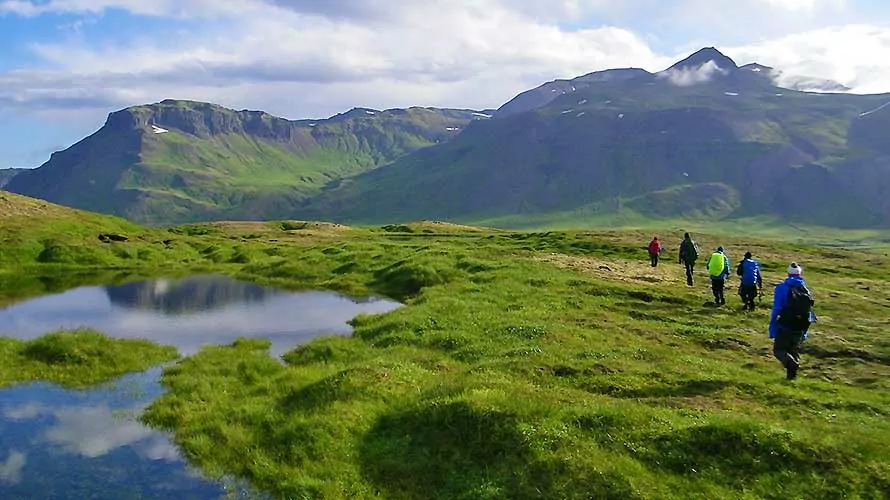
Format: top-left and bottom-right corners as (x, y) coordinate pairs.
(741, 259), (760, 286)
(649, 240), (661, 255)
(779, 285), (814, 330)
(707, 253), (726, 277)
(680, 240), (698, 262)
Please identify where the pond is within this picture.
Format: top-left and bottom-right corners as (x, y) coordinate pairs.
(0, 275), (402, 499)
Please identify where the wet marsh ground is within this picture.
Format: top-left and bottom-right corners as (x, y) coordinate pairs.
(2, 212), (890, 499)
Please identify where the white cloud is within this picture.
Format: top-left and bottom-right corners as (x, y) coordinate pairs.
(724, 24), (890, 94)
(0, 0), (670, 119)
(659, 60), (729, 86)
(0, 0), (886, 140)
(0, 451), (26, 485)
(5, 401), (181, 460)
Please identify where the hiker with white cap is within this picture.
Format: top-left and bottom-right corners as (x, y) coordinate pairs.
(769, 262), (816, 380)
(707, 246), (730, 305)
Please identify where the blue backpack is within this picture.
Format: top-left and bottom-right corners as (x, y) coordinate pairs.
(740, 259), (760, 286)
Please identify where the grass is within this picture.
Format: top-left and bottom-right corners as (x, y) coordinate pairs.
(138, 226), (890, 499)
(0, 329), (179, 389)
(2, 193), (890, 498)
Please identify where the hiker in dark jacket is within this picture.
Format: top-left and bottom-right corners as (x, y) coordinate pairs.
(678, 233), (699, 286)
(648, 237), (663, 267)
(707, 246), (730, 305)
(736, 251), (762, 311)
(769, 262), (815, 380)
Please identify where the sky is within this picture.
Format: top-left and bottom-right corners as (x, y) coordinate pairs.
(1, 0), (889, 167)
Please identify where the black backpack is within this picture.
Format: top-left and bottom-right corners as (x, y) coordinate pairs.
(779, 285), (814, 330)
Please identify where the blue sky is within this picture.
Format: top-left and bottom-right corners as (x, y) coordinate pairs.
(1, 0), (889, 167)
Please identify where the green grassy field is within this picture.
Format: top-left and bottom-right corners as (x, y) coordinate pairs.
(0, 329), (179, 389)
(2, 194), (889, 499)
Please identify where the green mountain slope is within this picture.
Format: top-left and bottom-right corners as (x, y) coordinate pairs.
(5, 100), (489, 224)
(301, 48), (890, 228)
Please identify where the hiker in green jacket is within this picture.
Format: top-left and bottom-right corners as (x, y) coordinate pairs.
(678, 233), (699, 286)
(707, 246), (730, 305)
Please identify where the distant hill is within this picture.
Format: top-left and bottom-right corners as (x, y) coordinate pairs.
(0, 168), (24, 188)
(7, 48), (890, 229)
(300, 48), (890, 228)
(5, 100), (491, 224)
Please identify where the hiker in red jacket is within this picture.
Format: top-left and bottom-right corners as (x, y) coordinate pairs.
(648, 237), (663, 267)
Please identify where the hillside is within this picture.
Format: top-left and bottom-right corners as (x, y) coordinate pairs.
(5, 101), (490, 224)
(300, 48), (890, 228)
(0, 168), (24, 188)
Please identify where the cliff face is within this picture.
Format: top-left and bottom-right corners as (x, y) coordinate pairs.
(5, 100), (487, 224)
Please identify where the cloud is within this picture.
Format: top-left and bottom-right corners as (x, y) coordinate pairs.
(0, 451), (26, 485)
(0, 0), (885, 148)
(724, 24), (890, 94)
(42, 405), (178, 459)
(5, 401), (180, 460)
(660, 60), (729, 87)
(0, 0), (670, 119)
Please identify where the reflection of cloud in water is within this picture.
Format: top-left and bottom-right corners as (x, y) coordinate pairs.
(0, 451), (26, 485)
(0, 277), (401, 355)
(5, 402), (179, 461)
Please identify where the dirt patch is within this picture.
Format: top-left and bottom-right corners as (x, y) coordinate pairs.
(533, 253), (687, 286)
(407, 220), (497, 233)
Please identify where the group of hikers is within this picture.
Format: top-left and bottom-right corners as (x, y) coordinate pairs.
(648, 233), (816, 380)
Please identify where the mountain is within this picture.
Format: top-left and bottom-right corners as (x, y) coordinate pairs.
(300, 48), (890, 228)
(0, 168), (24, 188)
(497, 68), (651, 117)
(5, 100), (490, 224)
(105, 275), (282, 314)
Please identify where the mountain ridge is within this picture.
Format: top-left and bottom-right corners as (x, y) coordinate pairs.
(5, 100), (491, 224)
(5, 47), (890, 228)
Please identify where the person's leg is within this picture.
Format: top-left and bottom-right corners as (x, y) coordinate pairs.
(742, 286), (755, 310)
(773, 330), (801, 379)
(650, 254), (657, 267)
(685, 262), (694, 286)
(654, 254), (659, 267)
(717, 279), (725, 304)
(787, 331), (804, 379)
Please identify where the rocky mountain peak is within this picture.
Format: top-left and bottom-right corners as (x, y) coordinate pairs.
(667, 47), (738, 72)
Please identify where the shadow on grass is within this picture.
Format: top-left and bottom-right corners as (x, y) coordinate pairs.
(802, 344), (890, 366)
(640, 421), (890, 497)
(359, 400), (639, 499)
(583, 379), (736, 399)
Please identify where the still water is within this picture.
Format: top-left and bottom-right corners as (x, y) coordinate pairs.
(0, 275), (402, 499)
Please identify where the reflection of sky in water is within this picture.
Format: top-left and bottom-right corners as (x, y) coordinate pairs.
(0, 368), (259, 499)
(0, 275), (402, 499)
(0, 274), (402, 356)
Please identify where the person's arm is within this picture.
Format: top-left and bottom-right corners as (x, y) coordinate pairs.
(769, 284), (786, 337)
(736, 261), (744, 277)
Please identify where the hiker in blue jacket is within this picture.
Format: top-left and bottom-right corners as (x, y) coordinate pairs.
(770, 262), (816, 380)
(736, 251), (762, 311)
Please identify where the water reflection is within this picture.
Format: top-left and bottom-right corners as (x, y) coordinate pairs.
(0, 369), (256, 499)
(0, 274), (403, 499)
(0, 274), (402, 356)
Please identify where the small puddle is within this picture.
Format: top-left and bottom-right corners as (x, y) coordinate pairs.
(0, 274), (401, 356)
(0, 274), (402, 499)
